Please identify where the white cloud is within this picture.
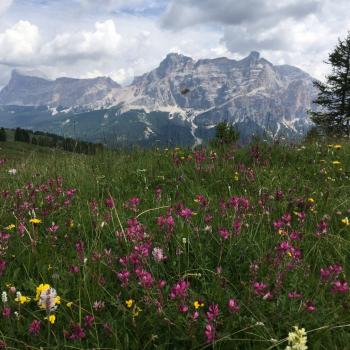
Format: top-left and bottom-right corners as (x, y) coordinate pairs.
(0, 21), (40, 65)
(41, 20), (121, 61)
(0, 0), (13, 16)
(0, 0), (348, 88)
(79, 0), (168, 13)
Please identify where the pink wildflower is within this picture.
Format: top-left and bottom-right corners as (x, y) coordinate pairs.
(170, 280), (189, 300)
(204, 323), (216, 343)
(28, 320), (42, 336)
(331, 280), (349, 294)
(228, 298), (240, 313)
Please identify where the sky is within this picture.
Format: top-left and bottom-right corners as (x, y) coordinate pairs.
(0, 0), (348, 88)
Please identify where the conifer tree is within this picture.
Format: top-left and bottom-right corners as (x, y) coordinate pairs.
(309, 32), (350, 136)
(0, 128), (6, 142)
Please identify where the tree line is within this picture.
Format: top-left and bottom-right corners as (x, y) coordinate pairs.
(0, 127), (103, 155)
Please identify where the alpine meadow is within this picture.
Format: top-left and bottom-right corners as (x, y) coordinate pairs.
(0, 1), (350, 349)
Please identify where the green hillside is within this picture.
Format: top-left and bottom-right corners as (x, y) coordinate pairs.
(0, 139), (350, 349)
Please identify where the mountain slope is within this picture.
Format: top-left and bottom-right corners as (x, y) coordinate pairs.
(0, 70), (121, 108)
(0, 52), (317, 146)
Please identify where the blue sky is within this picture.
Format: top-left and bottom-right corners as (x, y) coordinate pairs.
(0, 0), (349, 87)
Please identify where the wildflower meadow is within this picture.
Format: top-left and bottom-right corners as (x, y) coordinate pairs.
(0, 140), (350, 349)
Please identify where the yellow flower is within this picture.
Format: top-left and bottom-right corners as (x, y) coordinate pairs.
(234, 172), (239, 181)
(30, 218), (42, 224)
(132, 306), (142, 317)
(15, 295), (31, 304)
(5, 224), (15, 231)
(66, 302), (73, 308)
(341, 217), (350, 226)
(332, 160), (341, 165)
(45, 314), (56, 324)
(125, 299), (134, 308)
(334, 144), (342, 150)
(193, 300), (205, 309)
(35, 284), (50, 301)
(307, 198), (315, 203)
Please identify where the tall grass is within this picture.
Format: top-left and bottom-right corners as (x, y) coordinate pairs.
(0, 140), (350, 349)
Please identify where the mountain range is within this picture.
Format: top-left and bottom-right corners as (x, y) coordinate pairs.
(0, 51), (317, 146)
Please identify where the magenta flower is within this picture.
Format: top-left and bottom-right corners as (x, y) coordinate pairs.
(28, 320), (42, 336)
(134, 243), (151, 258)
(105, 196), (115, 209)
(282, 213), (292, 224)
(253, 282), (268, 296)
(157, 280), (166, 289)
(304, 301), (316, 313)
(84, 315), (95, 328)
(0, 260), (6, 276)
(179, 305), (189, 313)
(288, 291), (302, 299)
(315, 219), (328, 236)
(331, 280), (349, 294)
(170, 280), (189, 300)
(117, 269), (130, 287)
(135, 268), (154, 289)
(64, 324), (86, 340)
(2, 307), (11, 318)
(206, 304), (220, 321)
(218, 227), (229, 240)
(180, 208), (193, 220)
(47, 224), (59, 233)
(228, 298), (240, 313)
(204, 323), (216, 343)
(233, 219), (242, 234)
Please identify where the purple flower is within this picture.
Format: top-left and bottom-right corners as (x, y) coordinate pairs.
(105, 196), (115, 209)
(304, 301), (316, 313)
(180, 208), (193, 220)
(0, 260), (6, 276)
(288, 291), (302, 299)
(218, 227), (229, 240)
(228, 299), (240, 313)
(28, 320), (42, 336)
(64, 324), (86, 340)
(2, 307), (11, 318)
(170, 280), (189, 300)
(331, 280), (349, 294)
(84, 315), (95, 328)
(204, 323), (216, 343)
(206, 304), (220, 321)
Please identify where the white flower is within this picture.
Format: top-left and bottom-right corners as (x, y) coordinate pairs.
(286, 326), (308, 350)
(8, 168), (17, 175)
(38, 287), (59, 312)
(152, 247), (166, 262)
(182, 238), (187, 244)
(1, 291), (7, 303)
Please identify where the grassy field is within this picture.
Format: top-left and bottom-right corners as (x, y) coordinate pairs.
(0, 140), (350, 349)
